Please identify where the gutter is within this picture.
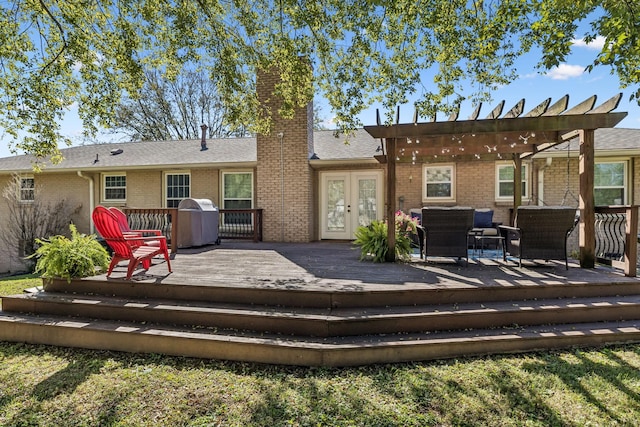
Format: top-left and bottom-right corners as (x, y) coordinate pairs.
(77, 171), (95, 233)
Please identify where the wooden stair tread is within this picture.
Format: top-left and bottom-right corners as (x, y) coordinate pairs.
(7, 291), (640, 320)
(1, 312), (639, 366)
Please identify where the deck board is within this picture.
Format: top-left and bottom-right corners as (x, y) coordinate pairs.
(88, 240), (640, 291)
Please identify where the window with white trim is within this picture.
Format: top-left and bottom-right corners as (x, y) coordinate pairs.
(222, 171), (253, 225)
(165, 172), (190, 208)
(423, 164), (455, 202)
(495, 163), (529, 201)
(102, 173), (126, 202)
(594, 161), (627, 205)
(19, 176), (35, 202)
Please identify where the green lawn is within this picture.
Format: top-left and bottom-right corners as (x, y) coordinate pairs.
(1, 275), (639, 426)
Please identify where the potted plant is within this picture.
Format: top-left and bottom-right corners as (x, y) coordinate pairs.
(354, 211), (418, 262)
(29, 224), (110, 282)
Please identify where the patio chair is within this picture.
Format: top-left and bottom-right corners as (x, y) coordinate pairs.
(421, 207), (474, 264)
(108, 207), (163, 237)
(467, 208), (502, 252)
(499, 206), (578, 269)
(93, 206), (172, 279)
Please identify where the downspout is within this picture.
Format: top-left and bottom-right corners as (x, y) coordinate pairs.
(77, 171), (95, 233)
(537, 157), (552, 206)
(278, 132), (285, 242)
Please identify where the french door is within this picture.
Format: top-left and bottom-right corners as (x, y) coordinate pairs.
(320, 170), (384, 240)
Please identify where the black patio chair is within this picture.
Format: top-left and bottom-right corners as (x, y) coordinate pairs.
(499, 206), (578, 269)
(421, 207), (474, 265)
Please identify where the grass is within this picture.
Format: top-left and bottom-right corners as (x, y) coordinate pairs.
(2, 276), (640, 426)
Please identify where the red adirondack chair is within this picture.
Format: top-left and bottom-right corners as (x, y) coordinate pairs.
(92, 206), (172, 279)
(108, 207), (162, 247)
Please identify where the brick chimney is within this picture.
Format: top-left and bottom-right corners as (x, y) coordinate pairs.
(255, 65), (314, 242)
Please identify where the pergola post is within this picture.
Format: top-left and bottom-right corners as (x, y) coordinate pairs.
(513, 155), (523, 211)
(385, 137), (397, 262)
(579, 129), (596, 268)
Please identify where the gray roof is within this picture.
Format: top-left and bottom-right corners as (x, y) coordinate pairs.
(0, 128), (637, 173)
(547, 128), (640, 155)
(0, 137), (257, 173)
(313, 128), (380, 160)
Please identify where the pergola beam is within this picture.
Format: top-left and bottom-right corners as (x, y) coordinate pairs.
(364, 112), (627, 139)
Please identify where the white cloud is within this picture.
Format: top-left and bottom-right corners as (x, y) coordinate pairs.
(546, 64), (585, 80)
(571, 36), (606, 50)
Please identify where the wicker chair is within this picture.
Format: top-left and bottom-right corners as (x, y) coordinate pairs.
(499, 206), (578, 269)
(421, 207), (474, 265)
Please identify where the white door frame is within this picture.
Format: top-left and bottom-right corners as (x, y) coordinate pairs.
(319, 170), (384, 240)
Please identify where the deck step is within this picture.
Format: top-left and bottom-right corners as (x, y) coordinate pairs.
(41, 277), (640, 308)
(4, 291), (640, 338)
(1, 312), (639, 366)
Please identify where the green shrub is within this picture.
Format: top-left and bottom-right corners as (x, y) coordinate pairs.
(354, 218), (415, 263)
(29, 224), (110, 280)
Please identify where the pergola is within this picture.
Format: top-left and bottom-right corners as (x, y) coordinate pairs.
(364, 93), (628, 266)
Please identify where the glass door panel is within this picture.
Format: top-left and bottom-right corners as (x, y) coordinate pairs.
(320, 171), (382, 240)
(326, 179), (346, 231)
(357, 178), (377, 227)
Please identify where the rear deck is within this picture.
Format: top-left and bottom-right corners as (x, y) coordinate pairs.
(2, 241), (640, 366)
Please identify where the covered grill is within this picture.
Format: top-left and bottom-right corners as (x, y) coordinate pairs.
(177, 198), (220, 248)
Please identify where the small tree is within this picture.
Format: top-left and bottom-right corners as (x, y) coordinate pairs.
(1, 174), (81, 271)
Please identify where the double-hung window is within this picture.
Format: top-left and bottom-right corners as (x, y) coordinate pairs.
(103, 173), (126, 202)
(594, 161), (627, 205)
(495, 163), (529, 201)
(165, 172), (190, 208)
(19, 176), (35, 202)
(423, 164), (455, 202)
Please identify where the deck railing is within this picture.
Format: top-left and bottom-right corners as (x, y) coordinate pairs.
(218, 209), (263, 242)
(121, 208), (264, 252)
(594, 205), (639, 276)
(122, 208), (179, 253)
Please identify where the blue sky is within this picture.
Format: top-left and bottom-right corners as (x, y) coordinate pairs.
(337, 35), (640, 129)
(1, 35), (639, 160)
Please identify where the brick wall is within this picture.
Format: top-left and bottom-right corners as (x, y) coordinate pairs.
(191, 169), (220, 205)
(393, 161), (512, 225)
(124, 171), (163, 207)
(255, 67), (314, 242)
(0, 173), (87, 274)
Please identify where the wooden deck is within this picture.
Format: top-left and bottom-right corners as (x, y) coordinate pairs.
(94, 240), (640, 294)
(2, 240), (640, 366)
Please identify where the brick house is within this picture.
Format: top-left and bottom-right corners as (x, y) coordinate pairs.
(0, 69), (639, 274)
(1, 120), (639, 274)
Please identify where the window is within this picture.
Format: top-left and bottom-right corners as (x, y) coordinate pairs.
(594, 161), (627, 205)
(103, 173), (126, 201)
(19, 176), (35, 202)
(222, 171), (253, 225)
(496, 163), (529, 201)
(165, 172), (190, 208)
(423, 164), (455, 201)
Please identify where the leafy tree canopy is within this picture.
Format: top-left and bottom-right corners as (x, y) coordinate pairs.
(112, 69), (250, 141)
(0, 0), (638, 161)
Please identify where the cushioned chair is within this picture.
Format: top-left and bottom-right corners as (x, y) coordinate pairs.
(499, 206), (578, 269)
(468, 208), (502, 251)
(421, 207), (474, 264)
